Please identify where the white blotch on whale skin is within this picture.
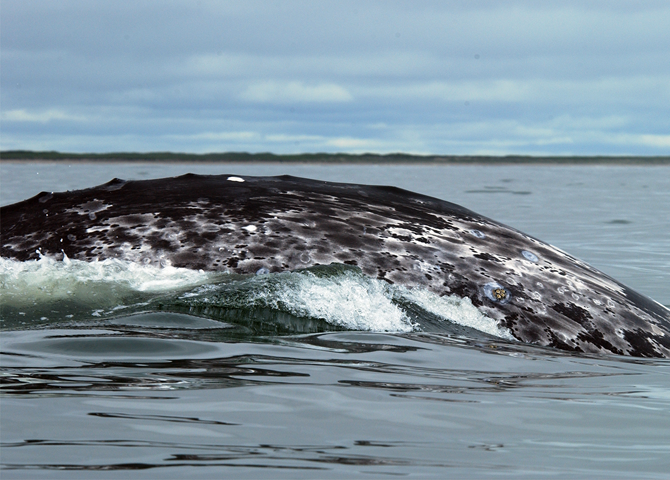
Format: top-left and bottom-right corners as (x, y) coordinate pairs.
(243, 225), (257, 233)
(227, 176), (245, 183)
(389, 227), (414, 238)
(413, 262), (434, 273)
(85, 225), (111, 234)
(67, 200), (113, 217)
(521, 250), (539, 263)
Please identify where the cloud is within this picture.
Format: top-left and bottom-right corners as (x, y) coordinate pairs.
(326, 137), (380, 150)
(613, 134), (670, 149)
(1, 1), (669, 154)
(240, 81), (353, 104)
(357, 76), (670, 105)
(1, 109), (86, 123)
(189, 131), (260, 141)
(638, 135), (670, 148)
(264, 134), (323, 143)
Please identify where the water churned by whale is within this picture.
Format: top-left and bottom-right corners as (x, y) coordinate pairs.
(2, 174), (669, 357)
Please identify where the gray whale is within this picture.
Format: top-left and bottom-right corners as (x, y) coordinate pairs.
(2, 174), (669, 357)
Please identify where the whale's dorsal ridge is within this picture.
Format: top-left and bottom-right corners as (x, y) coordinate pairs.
(101, 178), (129, 192)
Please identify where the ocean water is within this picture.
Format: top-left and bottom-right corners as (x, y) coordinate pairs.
(1, 162), (669, 479)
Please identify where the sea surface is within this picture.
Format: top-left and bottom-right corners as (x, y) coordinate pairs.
(1, 162), (669, 479)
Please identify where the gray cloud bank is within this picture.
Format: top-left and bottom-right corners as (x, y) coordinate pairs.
(2, 0), (669, 154)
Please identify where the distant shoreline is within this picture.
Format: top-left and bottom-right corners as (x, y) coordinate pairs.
(1, 150), (669, 165)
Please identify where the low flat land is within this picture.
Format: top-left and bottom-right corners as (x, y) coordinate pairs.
(2, 150), (669, 165)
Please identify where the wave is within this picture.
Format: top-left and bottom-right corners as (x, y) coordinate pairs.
(0, 255), (513, 340)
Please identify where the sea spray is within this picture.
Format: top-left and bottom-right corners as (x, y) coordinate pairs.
(1, 257), (511, 340)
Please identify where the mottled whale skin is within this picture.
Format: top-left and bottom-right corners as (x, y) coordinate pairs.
(2, 174), (669, 357)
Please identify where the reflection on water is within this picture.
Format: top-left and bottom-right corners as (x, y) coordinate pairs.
(2, 318), (670, 477)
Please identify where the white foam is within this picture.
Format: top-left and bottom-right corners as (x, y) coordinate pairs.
(257, 271), (512, 338)
(1, 255), (512, 340)
(277, 270), (415, 332)
(0, 255), (216, 306)
(398, 287), (515, 340)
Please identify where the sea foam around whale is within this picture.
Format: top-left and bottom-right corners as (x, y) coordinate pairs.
(0, 255), (512, 339)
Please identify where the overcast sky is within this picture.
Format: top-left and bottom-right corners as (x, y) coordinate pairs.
(2, 1), (669, 155)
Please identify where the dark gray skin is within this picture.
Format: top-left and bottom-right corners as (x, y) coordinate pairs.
(2, 174), (669, 357)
